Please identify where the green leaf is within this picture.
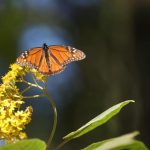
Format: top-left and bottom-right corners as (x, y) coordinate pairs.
(0, 139), (46, 150)
(83, 131), (148, 150)
(63, 100), (135, 140)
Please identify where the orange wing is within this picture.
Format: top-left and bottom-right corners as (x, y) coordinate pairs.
(48, 53), (65, 75)
(37, 54), (51, 74)
(16, 48), (43, 68)
(16, 47), (64, 75)
(16, 47), (50, 74)
(46, 45), (86, 75)
(48, 45), (86, 66)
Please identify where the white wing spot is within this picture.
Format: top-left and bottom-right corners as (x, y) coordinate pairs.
(72, 48), (77, 53)
(67, 46), (71, 52)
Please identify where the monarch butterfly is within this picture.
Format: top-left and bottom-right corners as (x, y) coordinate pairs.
(16, 43), (86, 75)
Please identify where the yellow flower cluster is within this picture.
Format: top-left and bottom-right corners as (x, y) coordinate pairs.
(0, 64), (33, 143)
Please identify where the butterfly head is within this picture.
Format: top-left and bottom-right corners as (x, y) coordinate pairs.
(43, 43), (48, 51)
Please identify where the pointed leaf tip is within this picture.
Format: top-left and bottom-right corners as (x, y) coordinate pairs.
(63, 100), (135, 140)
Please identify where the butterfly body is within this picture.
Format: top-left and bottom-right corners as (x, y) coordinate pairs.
(42, 43), (51, 72)
(16, 43), (86, 75)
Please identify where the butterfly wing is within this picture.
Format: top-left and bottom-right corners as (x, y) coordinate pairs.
(48, 52), (65, 75)
(48, 45), (86, 65)
(17, 47), (50, 74)
(17, 48), (42, 67)
(47, 45), (86, 75)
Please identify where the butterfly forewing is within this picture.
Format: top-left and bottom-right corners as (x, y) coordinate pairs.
(72, 49), (86, 61)
(49, 45), (72, 64)
(16, 48), (42, 68)
(49, 45), (86, 66)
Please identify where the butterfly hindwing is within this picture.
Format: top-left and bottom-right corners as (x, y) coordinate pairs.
(48, 53), (65, 75)
(37, 54), (50, 74)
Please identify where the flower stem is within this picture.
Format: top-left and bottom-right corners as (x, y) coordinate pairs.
(44, 88), (57, 150)
(26, 75), (57, 149)
(31, 74), (39, 86)
(21, 86), (32, 94)
(23, 94), (45, 99)
(21, 79), (43, 90)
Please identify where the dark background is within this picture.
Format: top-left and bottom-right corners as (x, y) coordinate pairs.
(0, 0), (150, 149)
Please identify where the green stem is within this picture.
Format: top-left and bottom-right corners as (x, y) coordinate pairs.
(23, 94), (45, 99)
(44, 88), (57, 150)
(21, 86), (32, 94)
(31, 74), (39, 87)
(21, 79), (43, 90)
(23, 75), (57, 149)
(54, 139), (70, 150)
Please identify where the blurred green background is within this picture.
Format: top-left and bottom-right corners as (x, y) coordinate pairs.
(0, 0), (150, 149)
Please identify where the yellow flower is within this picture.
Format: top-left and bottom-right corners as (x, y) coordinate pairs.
(0, 64), (33, 143)
(31, 68), (48, 82)
(2, 64), (24, 84)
